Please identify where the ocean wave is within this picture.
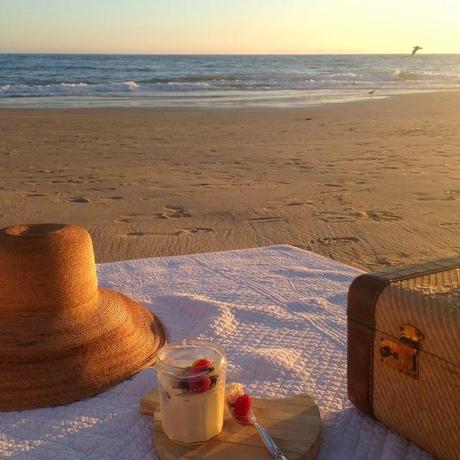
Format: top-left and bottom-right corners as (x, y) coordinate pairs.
(328, 72), (358, 78)
(392, 69), (459, 82)
(167, 81), (210, 88)
(138, 74), (238, 84)
(0, 81), (139, 97)
(393, 70), (419, 81)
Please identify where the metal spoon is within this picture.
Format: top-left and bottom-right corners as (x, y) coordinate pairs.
(230, 406), (289, 460)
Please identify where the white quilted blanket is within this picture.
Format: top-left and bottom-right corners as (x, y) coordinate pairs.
(0, 245), (432, 459)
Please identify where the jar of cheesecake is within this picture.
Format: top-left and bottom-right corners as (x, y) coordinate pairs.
(156, 339), (227, 444)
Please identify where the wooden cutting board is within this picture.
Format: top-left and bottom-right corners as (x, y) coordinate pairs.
(140, 389), (321, 459)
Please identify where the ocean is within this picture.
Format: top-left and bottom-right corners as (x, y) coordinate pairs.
(1, 54), (459, 108)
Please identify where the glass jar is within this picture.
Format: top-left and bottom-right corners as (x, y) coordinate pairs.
(156, 339), (227, 444)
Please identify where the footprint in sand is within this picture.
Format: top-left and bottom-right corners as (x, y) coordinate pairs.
(71, 197), (91, 203)
(120, 231), (170, 238)
(446, 190), (460, 198)
(96, 196), (125, 204)
(361, 210), (402, 222)
(413, 191), (459, 202)
(315, 211), (359, 224)
(27, 193), (49, 198)
(439, 222), (460, 228)
(176, 228), (214, 236)
(192, 183), (212, 187)
(154, 205), (192, 219)
(284, 201), (313, 207)
(374, 256), (406, 267)
(113, 217), (135, 224)
(245, 217), (284, 223)
(287, 158), (310, 171)
(88, 187), (116, 192)
(317, 237), (359, 247)
(123, 232), (149, 237)
(324, 183), (343, 188)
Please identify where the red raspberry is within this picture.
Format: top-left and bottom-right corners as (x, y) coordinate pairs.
(232, 394), (252, 420)
(189, 377), (211, 393)
(192, 358), (213, 372)
(188, 358), (213, 393)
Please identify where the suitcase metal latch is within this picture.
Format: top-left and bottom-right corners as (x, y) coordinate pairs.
(379, 324), (424, 378)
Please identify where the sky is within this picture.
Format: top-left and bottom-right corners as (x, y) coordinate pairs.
(1, 0), (459, 54)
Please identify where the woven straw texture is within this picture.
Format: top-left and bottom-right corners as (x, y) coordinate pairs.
(0, 224), (165, 411)
(373, 268), (460, 459)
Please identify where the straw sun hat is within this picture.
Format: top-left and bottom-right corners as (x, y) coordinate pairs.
(0, 223), (166, 411)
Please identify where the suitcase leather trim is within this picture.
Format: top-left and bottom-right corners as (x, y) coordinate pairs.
(347, 256), (460, 416)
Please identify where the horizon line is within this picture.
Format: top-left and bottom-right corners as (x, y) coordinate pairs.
(1, 52), (458, 56)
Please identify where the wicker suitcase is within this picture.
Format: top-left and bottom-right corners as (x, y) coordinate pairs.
(347, 257), (460, 459)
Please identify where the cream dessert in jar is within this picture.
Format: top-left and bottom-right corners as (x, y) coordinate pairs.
(156, 339), (227, 444)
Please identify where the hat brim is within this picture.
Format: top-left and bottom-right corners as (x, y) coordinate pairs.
(0, 289), (166, 411)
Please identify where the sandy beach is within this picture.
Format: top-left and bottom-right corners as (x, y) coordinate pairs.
(1, 91), (459, 270)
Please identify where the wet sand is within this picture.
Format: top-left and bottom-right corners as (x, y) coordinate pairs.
(1, 91), (459, 270)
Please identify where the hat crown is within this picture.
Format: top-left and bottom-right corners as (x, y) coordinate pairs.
(0, 224), (98, 311)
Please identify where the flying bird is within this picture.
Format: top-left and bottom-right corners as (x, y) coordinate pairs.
(412, 46), (423, 57)
(368, 89), (376, 96)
